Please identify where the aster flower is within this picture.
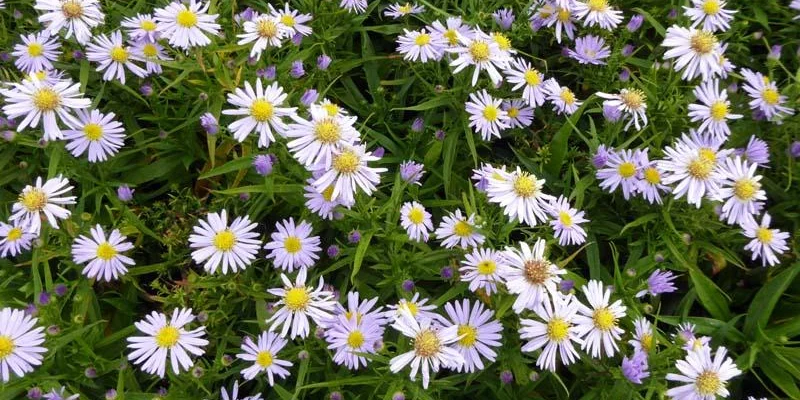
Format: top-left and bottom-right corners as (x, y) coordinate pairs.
(64, 109), (125, 162)
(683, 0), (736, 32)
(568, 35), (611, 65)
(12, 31), (61, 73)
(42, 387), (79, 400)
(501, 239), (566, 313)
(572, 0), (623, 30)
(434, 209), (485, 249)
(636, 269), (679, 298)
(333, 292), (389, 327)
(312, 144), (387, 205)
(400, 201), (433, 242)
(1, 75), (90, 141)
(325, 313), (384, 370)
(221, 381), (263, 400)
(126, 308), (209, 378)
(266, 269), (337, 339)
(622, 350), (650, 384)
(0, 220), (36, 258)
(688, 79), (742, 140)
(85, 31), (147, 84)
(740, 68), (794, 122)
(340, 0), (367, 13)
(447, 27), (511, 86)
(596, 148), (643, 200)
(384, 2), (425, 19)
(597, 89), (649, 131)
(661, 26), (722, 80)
(544, 79), (582, 115)
(793, 0), (800, 19)
(519, 292), (583, 371)
(736, 136), (770, 167)
(389, 311), (464, 389)
(504, 58), (547, 107)
(154, 0), (221, 50)
(627, 14), (645, 32)
(487, 166), (555, 226)
(399, 161), (425, 185)
(430, 17), (473, 47)
(502, 99), (534, 128)
(637, 149), (671, 205)
(121, 13), (159, 42)
(442, 299), (503, 373)
(573, 280), (627, 358)
(35, 0), (105, 45)
(716, 43), (736, 79)
(658, 131), (729, 207)
(465, 89), (510, 140)
(264, 218), (321, 273)
(742, 213), (790, 267)
(493, 8), (515, 30)
(629, 317), (656, 353)
(545, 5), (578, 43)
(460, 248), (505, 295)
(304, 178), (345, 220)
(715, 157), (766, 226)
(0, 307), (47, 382)
(71, 224), (135, 282)
(222, 80), (297, 148)
(268, 3), (312, 37)
(592, 145), (611, 168)
(666, 345), (741, 399)
(284, 104), (360, 168)
(396, 28), (446, 63)
(385, 293), (441, 322)
(490, 32), (515, 55)
(129, 39), (171, 76)
(237, 331), (292, 384)
(188, 210), (261, 275)
(237, 13), (288, 60)
(547, 196), (588, 246)
(11, 175), (76, 235)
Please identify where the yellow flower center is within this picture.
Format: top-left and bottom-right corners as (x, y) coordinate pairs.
(176, 9), (198, 28)
(414, 33), (430, 46)
(477, 260), (496, 275)
(142, 43), (158, 58)
(414, 329), (441, 357)
(756, 227), (773, 244)
(453, 220), (473, 237)
(95, 242), (117, 261)
(284, 287), (310, 311)
(280, 15), (296, 27)
(640, 333), (653, 351)
(690, 31), (717, 54)
(557, 8), (571, 22)
(27, 43), (44, 57)
(33, 88), (61, 112)
(20, 189), (48, 212)
(710, 101), (729, 121)
(155, 326), (180, 348)
(492, 33), (512, 51)
(702, 0), (721, 15)
(457, 324), (478, 347)
(560, 88), (575, 105)
(257, 19), (279, 38)
(761, 88), (780, 105)
(347, 330), (365, 348)
(469, 41), (490, 62)
(618, 162), (637, 178)
(323, 103), (340, 116)
(256, 350), (273, 367)
(213, 230), (236, 252)
(507, 107), (520, 118)
(110, 46), (129, 63)
(559, 211), (573, 226)
(644, 167), (661, 184)
(398, 3), (413, 14)
(283, 236), (302, 254)
(408, 207), (425, 224)
(546, 318), (569, 342)
(314, 120), (341, 144)
(592, 307), (616, 331)
(513, 174), (538, 197)
(140, 20), (157, 31)
(322, 186), (335, 202)
(587, 0), (608, 11)
(524, 69), (541, 86)
(250, 99), (275, 122)
(83, 123), (103, 141)
(688, 150), (716, 179)
(61, 0), (83, 18)
(6, 227), (23, 242)
(444, 29), (459, 45)
(621, 89), (646, 110)
(31, 71), (48, 81)
(524, 260), (551, 285)
(482, 105), (499, 122)
(332, 151), (360, 174)
(733, 179), (758, 201)
(0, 336), (15, 360)
(695, 370), (721, 395)
(402, 301), (419, 316)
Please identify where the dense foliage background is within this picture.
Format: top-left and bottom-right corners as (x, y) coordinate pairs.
(1, 0), (799, 399)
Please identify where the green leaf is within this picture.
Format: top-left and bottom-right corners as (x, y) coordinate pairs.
(351, 231), (374, 282)
(688, 266), (732, 321)
(199, 155), (254, 179)
(744, 263), (800, 337)
(392, 95), (454, 111)
(545, 100), (588, 176)
(619, 213), (659, 235)
(760, 351), (800, 398)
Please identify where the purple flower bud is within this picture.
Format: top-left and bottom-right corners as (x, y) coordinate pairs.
(667, 8), (678, 19)
(768, 45), (782, 61)
(259, 65), (277, 80)
(200, 112), (218, 135)
(440, 266), (453, 279)
(619, 68), (630, 82)
(240, 7), (256, 23)
(392, 392), (406, 400)
(790, 141), (800, 158)
(726, 82), (738, 94)
(239, 193), (250, 201)
(247, 56), (258, 66)
(25, 303), (38, 317)
(2, 130), (15, 142)
(222, 354), (234, 366)
(54, 283), (67, 296)
(38, 292), (50, 305)
(372, 146), (385, 158)
(500, 370), (514, 384)
(27, 388), (43, 400)
(292, 32), (303, 46)
(592, 145), (611, 168)
(157, 387), (167, 396)
(290, 60), (305, 78)
(46, 325), (60, 335)
(399, 160), (425, 185)
(327, 245), (340, 258)
(559, 279), (574, 293)
(191, 366), (204, 378)
(0, 53), (10, 63)
(348, 230), (361, 243)
(621, 44), (635, 57)
(317, 54), (332, 70)
(330, 392), (343, 400)
(315, 326), (326, 339)
(411, 117), (425, 132)
(492, 8), (515, 31)
(105, 389), (118, 400)
(13, 10), (23, 19)
(72, 50), (84, 60)
(401, 280), (415, 292)
(253, 154), (274, 176)
(435, 129), (446, 140)
(139, 83), (153, 96)
(117, 185), (135, 202)
(197, 311), (209, 323)
(654, 253), (665, 263)
(85, 367), (98, 378)
(627, 14), (644, 32)
(301, 89), (319, 106)
(603, 103), (622, 122)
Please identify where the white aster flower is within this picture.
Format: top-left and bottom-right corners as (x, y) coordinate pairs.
(389, 311), (464, 389)
(333, 291), (389, 327)
(688, 79), (742, 140)
(121, 13), (159, 41)
(396, 28), (446, 63)
(504, 57), (547, 107)
(386, 293), (441, 323)
(222, 80), (297, 148)
(11, 175), (76, 235)
(572, 0), (623, 30)
(544, 78), (582, 115)
(742, 213), (789, 267)
(442, 299), (503, 373)
(129, 39), (172, 76)
(573, 280), (627, 358)
(304, 177), (346, 220)
(85, 31), (147, 84)
(637, 149), (671, 205)
(269, 3), (312, 37)
(188, 210), (261, 275)
(487, 166), (555, 226)
(430, 17), (472, 48)
(267, 269), (337, 339)
(264, 218), (321, 273)
(64, 109), (125, 162)
(71, 224), (135, 282)
(740, 68), (795, 122)
(384, 2), (425, 19)
(400, 201), (433, 242)
(0, 307), (47, 382)
(460, 248), (505, 295)
(35, 0), (105, 45)
(629, 317), (655, 353)
(340, 0), (367, 14)
(683, 0), (736, 32)
(1, 75), (90, 141)
(0, 221), (37, 258)
(237, 331), (292, 384)
(544, 5), (578, 43)
(12, 31), (61, 73)
(519, 292), (583, 371)
(597, 88), (649, 131)
(547, 195), (588, 246)
(434, 209), (485, 249)
(312, 144), (387, 206)
(661, 26), (722, 81)
(126, 308), (209, 378)
(285, 104), (360, 168)
(237, 13), (288, 60)
(666, 345), (742, 400)
(715, 157), (765, 226)
(596, 148), (644, 200)
(501, 239), (566, 314)
(502, 99), (534, 128)
(447, 27), (510, 86)
(325, 313), (385, 370)
(465, 89), (510, 140)
(154, 0), (221, 50)
(658, 132), (729, 207)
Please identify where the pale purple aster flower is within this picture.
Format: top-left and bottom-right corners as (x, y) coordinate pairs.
(442, 299), (503, 373)
(740, 68), (794, 121)
(325, 313), (385, 370)
(105, 389), (117, 400)
(372, 146), (385, 158)
(384, 3), (425, 19)
(139, 83), (153, 96)
(291, 33), (303, 46)
(636, 270), (678, 297)
(264, 218), (321, 272)
(471, 163), (498, 192)
(317, 54), (332, 70)
(735, 136), (770, 167)
(596, 148), (643, 200)
(200, 112), (218, 135)
(627, 14), (644, 32)
(253, 154), (274, 176)
(636, 149), (670, 205)
(543, 4), (577, 43)
(300, 89), (319, 106)
(592, 145), (610, 168)
(547, 195), (588, 246)
(290, 61), (305, 78)
(235, 7), (256, 24)
(411, 117), (424, 132)
(392, 392), (405, 400)
(330, 392), (343, 400)
(622, 44), (635, 57)
(340, 0), (368, 13)
(28, 388), (43, 400)
(603, 104), (622, 122)
(117, 185), (135, 202)
(43, 387), (79, 400)
(768, 45), (782, 61)
(502, 99), (534, 128)
(305, 177), (347, 220)
(492, 8), (515, 30)
(399, 160), (425, 185)
(622, 350), (649, 384)
(543, 78), (582, 115)
(742, 212), (790, 267)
